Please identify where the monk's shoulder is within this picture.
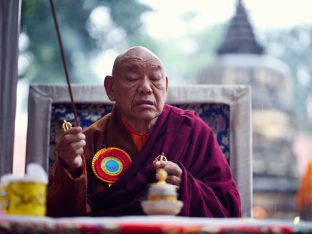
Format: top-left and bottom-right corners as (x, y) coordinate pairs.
(167, 104), (210, 130)
(166, 104), (198, 126)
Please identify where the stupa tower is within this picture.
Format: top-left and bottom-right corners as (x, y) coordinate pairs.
(196, 0), (297, 218)
(217, 0), (263, 55)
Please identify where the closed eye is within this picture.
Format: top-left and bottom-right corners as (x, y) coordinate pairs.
(150, 75), (162, 82)
(126, 77), (140, 82)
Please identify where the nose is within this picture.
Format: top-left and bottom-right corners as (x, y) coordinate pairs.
(137, 76), (152, 94)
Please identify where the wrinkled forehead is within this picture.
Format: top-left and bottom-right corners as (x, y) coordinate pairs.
(112, 49), (164, 76)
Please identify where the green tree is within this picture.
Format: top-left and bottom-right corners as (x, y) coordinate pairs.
(20, 0), (151, 83)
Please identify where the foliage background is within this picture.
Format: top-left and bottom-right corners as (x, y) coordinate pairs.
(20, 1), (312, 130)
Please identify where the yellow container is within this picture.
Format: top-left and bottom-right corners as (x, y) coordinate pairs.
(7, 181), (47, 216)
(0, 185), (7, 212)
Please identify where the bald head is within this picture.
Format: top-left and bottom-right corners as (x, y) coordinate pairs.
(112, 46), (164, 77)
(104, 45), (168, 132)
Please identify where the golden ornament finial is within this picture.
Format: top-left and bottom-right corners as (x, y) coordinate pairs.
(62, 120), (72, 131)
(154, 152), (167, 162)
(156, 168), (167, 185)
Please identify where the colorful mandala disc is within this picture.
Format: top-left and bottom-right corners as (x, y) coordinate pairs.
(92, 147), (132, 184)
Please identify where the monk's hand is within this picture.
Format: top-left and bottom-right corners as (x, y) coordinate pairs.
(55, 126), (86, 175)
(153, 160), (182, 188)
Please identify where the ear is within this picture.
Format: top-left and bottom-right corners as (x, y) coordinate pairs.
(104, 75), (115, 101)
(165, 76), (168, 92)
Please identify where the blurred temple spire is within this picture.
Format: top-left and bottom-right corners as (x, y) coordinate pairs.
(196, 0), (296, 219)
(217, 0), (264, 55)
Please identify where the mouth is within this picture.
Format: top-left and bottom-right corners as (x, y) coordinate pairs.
(135, 100), (154, 107)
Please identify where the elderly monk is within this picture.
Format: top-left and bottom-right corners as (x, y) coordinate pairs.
(47, 46), (241, 217)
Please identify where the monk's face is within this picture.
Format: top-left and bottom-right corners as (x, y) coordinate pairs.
(105, 47), (168, 130)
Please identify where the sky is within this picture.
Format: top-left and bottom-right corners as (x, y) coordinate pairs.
(92, 0), (312, 82)
(18, 0), (312, 83)
(138, 0), (312, 39)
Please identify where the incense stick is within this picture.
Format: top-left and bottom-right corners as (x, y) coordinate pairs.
(49, 0), (79, 126)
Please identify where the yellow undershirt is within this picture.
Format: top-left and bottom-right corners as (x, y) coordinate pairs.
(122, 120), (150, 152)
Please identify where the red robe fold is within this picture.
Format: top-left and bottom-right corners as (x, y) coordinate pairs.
(47, 104), (241, 217)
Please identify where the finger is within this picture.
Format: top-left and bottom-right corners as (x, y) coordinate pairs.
(153, 160), (170, 169)
(166, 175), (181, 188)
(58, 127), (83, 143)
(58, 133), (86, 149)
(74, 140), (86, 150)
(158, 161), (182, 177)
(58, 139), (85, 156)
(62, 132), (85, 143)
(56, 135), (85, 159)
(63, 126), (83, 134)
(69, 140), (86, 152)
(153, 160), (162, 169)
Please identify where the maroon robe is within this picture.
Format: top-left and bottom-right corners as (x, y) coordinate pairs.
(47, 104), (241, 217)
